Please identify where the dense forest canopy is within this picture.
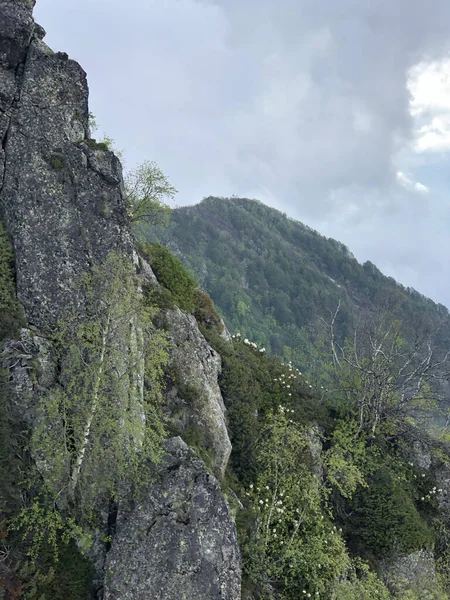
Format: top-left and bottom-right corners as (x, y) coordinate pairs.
(148, 196), (450, 386)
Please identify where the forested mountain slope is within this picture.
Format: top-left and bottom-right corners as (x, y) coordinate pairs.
(149, 195), (450, 369)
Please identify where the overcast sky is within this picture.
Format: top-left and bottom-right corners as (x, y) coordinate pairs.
(34, 0), (450, 308)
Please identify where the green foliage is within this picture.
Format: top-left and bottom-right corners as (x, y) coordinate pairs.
(147, 196), (450, 389)
(323, 420), (368, 499)
(201, 321), (443, 598)
(88, 111), (98, 134)
(0, 253), (169, 598)
(436, 520), (450, 595)
(47, 154), (65, 170)
(345, 465), (435, 561)
(201, 329), (326, 485)
(125, 160), (177, 231)
(9, 503), (85, 563)
(86, 138), (110, 152)
(2, 537), (93, 600)
(0, 221), (23, 340)
(240, 408), (351, 599)
(0, 370), (23, 520)
(139, 242), (198, 311)
(193, 289), (224, 333)
(332, 559), (391, 599)
(18, 540), (93, 600)
(200, 330), (380, 598)
(31, 254), (168, 518)
(1, 500), (93, 599)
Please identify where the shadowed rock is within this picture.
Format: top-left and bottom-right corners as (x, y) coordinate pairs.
(105, 437), (241, 600)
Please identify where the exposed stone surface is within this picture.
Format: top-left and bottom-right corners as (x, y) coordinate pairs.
(0, 1), (34, 72)
(0, 0), (133, 330)
(379, 549), (444, 599)
(410, 440), (433, 471)
(0, 7), (241, 600)
(1, 327), (56, 426)
(105, 437), (241, 600)
(164, 307), (232, 478)
(435, 461), (450, 513)
(136, 251), (158, 285)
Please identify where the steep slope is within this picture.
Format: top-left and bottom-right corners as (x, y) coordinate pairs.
(149, 195), (450, 369)
(3, 4), (450, 600)
(0, 3), (240, 598)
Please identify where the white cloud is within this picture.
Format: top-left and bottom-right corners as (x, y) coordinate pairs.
(408, 58), (450, 152)
(396, 171), (429, 193)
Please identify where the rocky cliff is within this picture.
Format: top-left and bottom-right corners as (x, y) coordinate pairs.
(3, 3), (450, 600)
(0, 2), (241, 598)
(0, 0), (132, 330)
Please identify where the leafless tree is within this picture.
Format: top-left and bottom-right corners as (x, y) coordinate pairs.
(321, 306), (450, 435)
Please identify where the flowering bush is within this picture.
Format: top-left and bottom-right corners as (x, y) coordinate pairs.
(241, 408), (351, 598)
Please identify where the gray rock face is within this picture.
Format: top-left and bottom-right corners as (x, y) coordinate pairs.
(164, 307), (232, 478)
(1, 327), (56, 426)
(0, 2), (133, 329)
(0, 1), (34, 71)
(0, 5), (241, 598)
(105, 437), (241, 600)
(379, 549), (444, 598)
(410, 440), (432, 471)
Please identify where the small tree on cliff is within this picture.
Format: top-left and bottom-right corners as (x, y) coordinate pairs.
(27, 254), (168, 521)
(124, 161), (177, 232)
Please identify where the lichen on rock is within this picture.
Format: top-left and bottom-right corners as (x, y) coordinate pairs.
(164, 307), (232, 478)
(105, 437), (241, 600)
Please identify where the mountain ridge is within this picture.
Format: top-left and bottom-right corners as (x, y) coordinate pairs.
(149, 195), (450, 364)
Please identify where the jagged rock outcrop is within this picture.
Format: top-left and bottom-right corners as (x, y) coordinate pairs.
(0, 4), (241, 598)
(164, 307), (232, 478)
(0, 0), (133, 330)
(379, 549), (442, 599)
(105, 437), (241, 600)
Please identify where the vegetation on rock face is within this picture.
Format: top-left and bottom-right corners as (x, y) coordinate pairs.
(28, 254), (168, 516)
(85, 138), (111, 152)
(139, 242), (198, 311)
(0, 252), (168, 598)
(199, 293), (448, 598)
(2, 198), (450, 598)
(0, 221), (23, 340)
(197, 326), (377, 598)
(345, 464), (435, 561)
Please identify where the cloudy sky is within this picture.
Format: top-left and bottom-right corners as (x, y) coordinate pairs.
(34, 0), (450, 308)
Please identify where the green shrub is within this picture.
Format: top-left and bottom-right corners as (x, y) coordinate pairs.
(200, 327), (325, 485)
(345, 466), (435, 561)
(0, 221), (23, 340)
(139, 242), (198, 311)
(85, 138), (110, 152)
(193, 290), (224, 333)
(332, 559), (391, 599)
(7, 537), (93, 600)
(47, 154), (65, 170)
